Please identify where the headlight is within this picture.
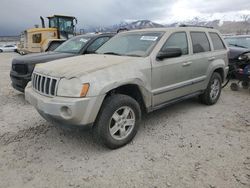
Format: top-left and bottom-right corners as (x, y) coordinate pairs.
(57, 78), (89, 97)
(238, 52), (250, 61)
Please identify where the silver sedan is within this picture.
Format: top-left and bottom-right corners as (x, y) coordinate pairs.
(0, 45), (17, 52)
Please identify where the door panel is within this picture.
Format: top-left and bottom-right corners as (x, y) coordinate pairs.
(151, 32), (194, 106)
(188, 32), (213, 92)
(152, 55), (195, 106)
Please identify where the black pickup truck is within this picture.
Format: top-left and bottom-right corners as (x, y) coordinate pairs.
(10, 33), (114, 92)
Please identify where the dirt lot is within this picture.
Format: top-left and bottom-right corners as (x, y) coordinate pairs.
(0, 53), (249, 188)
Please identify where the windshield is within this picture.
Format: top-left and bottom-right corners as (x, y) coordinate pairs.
(224, 36), (250, 49)
(54, 36), (90, 54)
(96, 32), (164, 57)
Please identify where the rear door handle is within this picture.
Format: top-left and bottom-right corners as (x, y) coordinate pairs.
(182, 61), (192, 67)
(208, 57), (215, 61)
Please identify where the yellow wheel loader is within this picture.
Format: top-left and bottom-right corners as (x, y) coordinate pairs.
(17, 15), (77, 55)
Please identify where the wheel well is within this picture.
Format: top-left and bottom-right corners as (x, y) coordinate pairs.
(214, 68), (224, 82)
(106, 84), (146, 113)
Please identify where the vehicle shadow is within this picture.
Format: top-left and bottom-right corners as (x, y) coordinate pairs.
(36, 97), (204, 153)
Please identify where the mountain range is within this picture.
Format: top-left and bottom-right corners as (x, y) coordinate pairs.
(83, 17), (250, 35)
(83, 20), (164, 33)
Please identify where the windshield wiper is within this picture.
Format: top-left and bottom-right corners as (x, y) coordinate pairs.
(103, 52), (122, 56)
(125, 54), (142, 57)
(229, 43), (247, 49)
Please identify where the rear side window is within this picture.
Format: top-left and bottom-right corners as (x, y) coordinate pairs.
(162, 32), (188, 55)
(209, 32), (226, 50)
(191, 32), (211, 53)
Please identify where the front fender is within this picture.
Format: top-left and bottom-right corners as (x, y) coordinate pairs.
(78, 57), (152, 108)
(99, 78), (151, 108)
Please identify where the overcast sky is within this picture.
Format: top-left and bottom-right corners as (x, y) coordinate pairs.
(0, 0), (250, 36)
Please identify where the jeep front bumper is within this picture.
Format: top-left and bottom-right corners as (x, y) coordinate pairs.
(25, 83), (105, 126)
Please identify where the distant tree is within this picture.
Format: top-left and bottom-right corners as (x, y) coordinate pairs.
(241, 14), (250, 23)
(241, 14), (250, 34)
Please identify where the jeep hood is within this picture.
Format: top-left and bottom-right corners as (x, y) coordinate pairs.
(12, 51), (76, 65)
(34, 54), (140, 79)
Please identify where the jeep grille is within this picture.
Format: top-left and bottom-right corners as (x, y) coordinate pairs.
(32, 73), (59, 96)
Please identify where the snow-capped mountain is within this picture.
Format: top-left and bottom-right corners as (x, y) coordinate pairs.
(82, 15), (250, 35)
(84, 20), (164, 33)
(127, 20), (164, 29)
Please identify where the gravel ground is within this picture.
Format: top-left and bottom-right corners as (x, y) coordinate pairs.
(0, 53), (249, 188)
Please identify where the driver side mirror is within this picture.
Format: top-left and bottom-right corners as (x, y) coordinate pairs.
(156, 48), (182, 60)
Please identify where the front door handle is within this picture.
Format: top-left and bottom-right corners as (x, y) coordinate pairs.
(182, 61), (192, 67)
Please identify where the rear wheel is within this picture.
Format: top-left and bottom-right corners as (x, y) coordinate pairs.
(200, 72), (222, 105)
(93, 94), (141, 149)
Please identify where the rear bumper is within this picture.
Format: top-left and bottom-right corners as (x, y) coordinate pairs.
(10, 71), (31, 92)
(25, 83), (105, 126)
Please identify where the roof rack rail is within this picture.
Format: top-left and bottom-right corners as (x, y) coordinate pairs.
(179, 24), (213, 29)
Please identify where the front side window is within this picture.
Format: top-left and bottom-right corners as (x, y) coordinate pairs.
(161, 32), (188, 55)
(97, 32), (164, 57)
(32, 34), (42, 43)
(54, 36), (90, 54)
(209, 32), (225, 50)
(86, 37), (110, 53)
(191, 32), (211, 53)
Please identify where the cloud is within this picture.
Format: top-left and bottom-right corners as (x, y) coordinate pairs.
(178, 0), (250, 13)
(0, 0), (249, 35)
(0, 0), (173, 35)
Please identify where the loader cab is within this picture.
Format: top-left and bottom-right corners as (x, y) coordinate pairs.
(17, 15), (77, 54)
(47, 15), (77, 39)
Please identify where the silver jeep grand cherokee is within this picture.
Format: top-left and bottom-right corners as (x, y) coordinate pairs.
(25, 27), (229, 149)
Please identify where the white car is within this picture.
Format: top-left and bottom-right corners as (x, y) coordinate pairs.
(0, 45), (17, 52)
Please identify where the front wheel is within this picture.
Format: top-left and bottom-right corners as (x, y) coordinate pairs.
(200, 72), (222, 105)
(93, 94), (141, 149)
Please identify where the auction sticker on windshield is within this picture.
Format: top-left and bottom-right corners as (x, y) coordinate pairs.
(140, 36), (158, 41)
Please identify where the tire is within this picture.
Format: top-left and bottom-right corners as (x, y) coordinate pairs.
(200, 72), (222, 105)
(46, 42), (61, 51)
(93, 94), (141, 149)
(0, 49), (3, 53)
(230, 83), (239, 91)
(242, 81), (249, 89)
